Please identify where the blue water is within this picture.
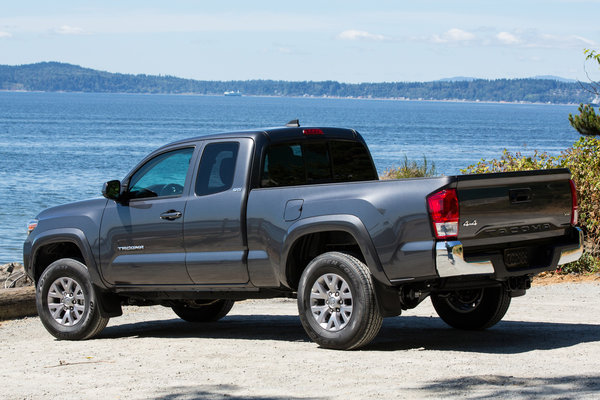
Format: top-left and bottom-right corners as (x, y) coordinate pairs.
(0, 92), (581, 263)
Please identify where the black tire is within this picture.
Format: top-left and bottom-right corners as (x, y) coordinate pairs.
(431, 286), (511, 330)
(172, 299), (235, 322)
(297, 252), (383, 350)
(36, 258), (109, 340)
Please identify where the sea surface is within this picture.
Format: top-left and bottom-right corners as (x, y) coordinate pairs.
(0, 92), (581, 263)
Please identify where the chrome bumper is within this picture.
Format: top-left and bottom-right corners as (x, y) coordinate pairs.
(557, 227), (584, 265)
(435, 241), (494, 278)
(435, 227), (584, 278)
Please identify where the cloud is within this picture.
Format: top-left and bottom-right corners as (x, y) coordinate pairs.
(337, 30), (387, 41)
(431, 28), (475, 43)
(424, 28), (596, 49)
(496, 32), (520, 45)
(55, 25), (84, 35)
(524, 32), (597, 48)
(0, 31), (12, 38)
(571, 35), (596, 46)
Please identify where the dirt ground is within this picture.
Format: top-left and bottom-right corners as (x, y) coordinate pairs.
(1, 281), (599, 400)
(533, 271), (600, 286)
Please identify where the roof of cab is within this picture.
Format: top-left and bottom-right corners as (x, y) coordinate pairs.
(162, 125), (360, 149)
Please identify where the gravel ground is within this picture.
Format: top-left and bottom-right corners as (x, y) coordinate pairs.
(1, 282), (599, 400)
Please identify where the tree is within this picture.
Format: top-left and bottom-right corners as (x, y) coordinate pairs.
(582, 49), (600, 95)
(569, 104), (600, 136)
(569, 49), (600, 136)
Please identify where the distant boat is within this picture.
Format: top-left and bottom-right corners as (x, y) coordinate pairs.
(224, 90), (242, 96)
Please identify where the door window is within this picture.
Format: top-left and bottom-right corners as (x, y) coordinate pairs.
(195, 142), (240, 196)
(128, 147), (194, 199)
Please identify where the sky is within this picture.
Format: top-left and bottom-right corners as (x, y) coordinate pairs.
(0, 1), (599, 83)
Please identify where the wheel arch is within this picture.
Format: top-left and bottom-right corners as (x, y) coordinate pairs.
(281, 215), (390, 290)
(29, 228), (104, 287)
(30, 230), (122, 318)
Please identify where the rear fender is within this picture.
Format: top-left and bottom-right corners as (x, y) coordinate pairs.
(281, 215), (391, 286)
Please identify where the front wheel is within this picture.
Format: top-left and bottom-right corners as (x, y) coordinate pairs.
(36, 258), (109, 340)
(431, 286), (511, 330)
(297, 252), (382, 350)
(172, 299), (235, 322)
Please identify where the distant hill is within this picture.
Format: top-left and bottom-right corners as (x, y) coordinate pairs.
(0, 62), (595, 104)
(532, 75), (577, 83)
(437, 76), (477, 82)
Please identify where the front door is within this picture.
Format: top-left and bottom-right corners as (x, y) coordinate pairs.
(99, 146), (195, 285)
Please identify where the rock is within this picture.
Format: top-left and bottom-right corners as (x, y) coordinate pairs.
(0, 263), (33, 289)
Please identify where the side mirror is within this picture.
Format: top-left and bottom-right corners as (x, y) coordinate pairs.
(102, 180), (122, 201)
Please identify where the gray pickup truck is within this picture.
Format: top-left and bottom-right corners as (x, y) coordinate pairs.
(23, 122), (583, 349)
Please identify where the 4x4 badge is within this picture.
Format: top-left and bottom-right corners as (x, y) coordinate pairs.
(463, 220), (478, 227)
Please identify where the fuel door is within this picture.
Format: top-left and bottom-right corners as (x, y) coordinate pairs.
(284, 199), (304, 221)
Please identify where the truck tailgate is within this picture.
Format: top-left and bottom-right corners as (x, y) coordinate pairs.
(456, 168), (573, 247)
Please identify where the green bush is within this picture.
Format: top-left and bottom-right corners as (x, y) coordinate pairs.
(381, 156), (437, 179)
(462, 136), (600, 274)
(559, 253), (600, 274)
(460, 149), (563, 174)
(564, 137), (600, 245)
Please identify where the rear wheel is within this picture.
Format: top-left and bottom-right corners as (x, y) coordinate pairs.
(431, 286), (511, 330)
(297, 252), (382, 350)
(36, 258), (109, 340)
(172, 299), (235, 322)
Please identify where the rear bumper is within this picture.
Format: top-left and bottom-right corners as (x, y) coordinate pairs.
(556, 227), (585, 265)
(435, 227), (584, 278)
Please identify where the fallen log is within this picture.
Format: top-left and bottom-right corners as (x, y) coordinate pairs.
(0, 286), (37, 320)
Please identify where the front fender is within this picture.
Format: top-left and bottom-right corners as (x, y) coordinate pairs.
(26, 228), (108, 290)
(281, 214), (391, 286)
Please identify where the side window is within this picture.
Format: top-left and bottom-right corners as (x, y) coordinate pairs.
(196, 142), (240, 196)
(330, 141), (378, 182)
(303, 142), (331, 184)
(261, 144), (305, 187)
(128, 147), (194, 199)
(261, 140), (377, 188)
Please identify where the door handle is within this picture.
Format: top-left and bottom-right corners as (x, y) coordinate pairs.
(509, 188), (532, 204)
(160, 210), (182, 220)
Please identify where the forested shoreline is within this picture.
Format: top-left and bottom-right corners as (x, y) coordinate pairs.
(0, 62), (595, 104)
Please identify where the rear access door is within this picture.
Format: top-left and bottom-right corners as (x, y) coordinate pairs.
(183, 138), (254, 284)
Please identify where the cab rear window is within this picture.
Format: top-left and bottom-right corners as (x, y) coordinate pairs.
(261, 140), (377, 188)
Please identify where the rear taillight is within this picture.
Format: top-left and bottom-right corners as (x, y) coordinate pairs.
(427, 189), (459, 240)
(569, 179), (578, 225)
